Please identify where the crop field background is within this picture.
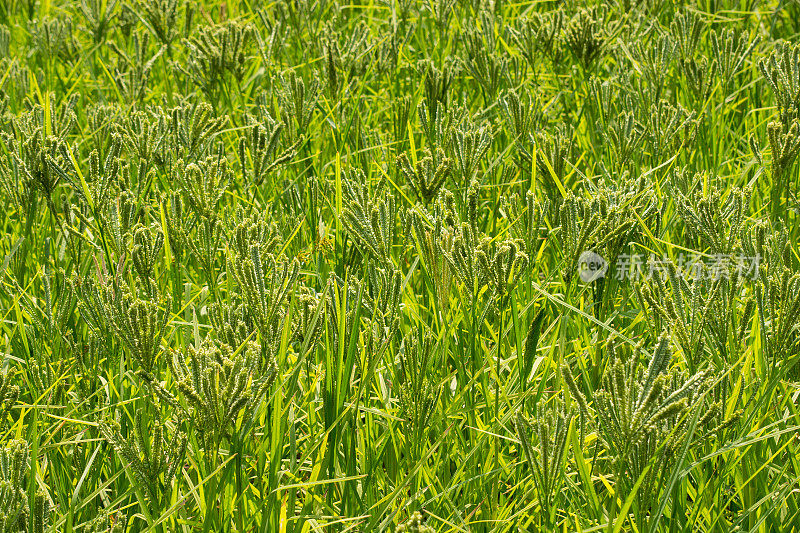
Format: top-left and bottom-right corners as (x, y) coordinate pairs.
(1, 0), (800, 531)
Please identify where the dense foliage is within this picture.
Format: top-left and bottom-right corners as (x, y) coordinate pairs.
(0, 0), (799, 531)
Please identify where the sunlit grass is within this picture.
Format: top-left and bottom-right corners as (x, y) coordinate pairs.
(0, 0), (799, 532)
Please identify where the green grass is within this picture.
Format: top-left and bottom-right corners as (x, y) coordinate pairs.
(1, 0), (800, 531)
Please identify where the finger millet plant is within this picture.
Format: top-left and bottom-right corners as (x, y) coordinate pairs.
(0, 0), (800, 531)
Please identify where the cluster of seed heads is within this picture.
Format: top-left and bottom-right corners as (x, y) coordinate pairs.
(0, 440), (51, 533)
(565, 335), (719, 509)
(183, 20), (254, 97)
(396, 511), (434, 533)
(398, 331), (440, 442)
(100, 411), (186, 513)
(396, 148), (452, 203)
(515, 404), (572, 522)
(171, 338), (275, 452)
(102, 281), (170, 374)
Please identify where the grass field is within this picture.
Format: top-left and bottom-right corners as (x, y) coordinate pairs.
(1, 0), (800, 531)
